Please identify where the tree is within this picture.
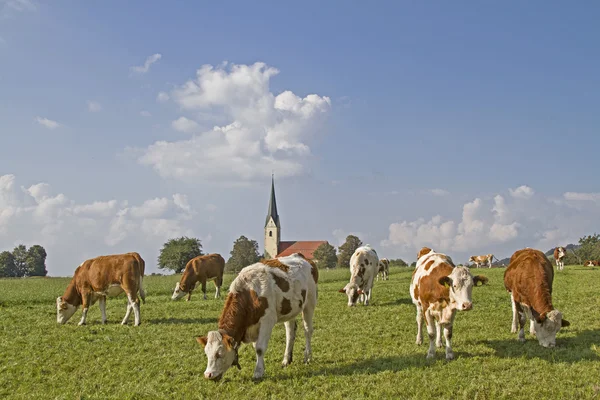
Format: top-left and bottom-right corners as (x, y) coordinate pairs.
(226, 235), (260, 273)
(26, 245), (48, 276)
(0, 251), (17, 277)
(410, 261), (417, 268)
(12, 245), (28, 277)
(158, 237), (203, 273)
(312, 242), (338, 269)
(574, 234), (600, 263)
(389, 258), (408, 267)
(336, 235), (362, 269)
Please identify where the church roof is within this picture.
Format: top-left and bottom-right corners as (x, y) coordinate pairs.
(265, 175), (280, 228)
(276, 241), (329, 260)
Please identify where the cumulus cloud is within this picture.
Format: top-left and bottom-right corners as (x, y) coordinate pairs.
(130, 53), (162, 74)
(563, 192), (600, 202)
(0, 174), (201, 275)
(509, 185), (534, 199)
(136, 61), (331, 184)
(156, 92), (170, 102)
(35, 117), (60, 130)
(171, 116), (199, 133)
(87, 101), (102, 112)
(2, 0), (36, 13)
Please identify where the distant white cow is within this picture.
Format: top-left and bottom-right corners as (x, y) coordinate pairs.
(553, 247), (566, 271)
(377, 258), (390, 281)
(468, 254), (496, 268)
(339, 245), (379, 306)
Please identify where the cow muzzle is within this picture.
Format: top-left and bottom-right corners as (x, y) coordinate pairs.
(461, 302), (473, 311)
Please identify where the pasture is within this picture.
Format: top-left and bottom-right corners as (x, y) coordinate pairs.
(1, 266), (599, 399)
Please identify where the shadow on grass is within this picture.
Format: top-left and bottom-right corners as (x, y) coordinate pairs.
(380, 298), (414, 306)
(148, 317), (218, 325)
(480, 329), (600, 362)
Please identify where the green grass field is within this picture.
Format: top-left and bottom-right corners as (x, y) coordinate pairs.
(1, 266), (599, 399)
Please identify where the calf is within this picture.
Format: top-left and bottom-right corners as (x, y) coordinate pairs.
(410, 247), (488, 359)
(196, 253), (318, 381)
(585, 260), (600, 267)
(56, 252), (146, 326)
(172, 253), (225, 301)
(376, 258), (390, 281)
(553, 247), (566, 271)
(339, 245), (379, 306)
(504, 248), (570, 347)
(468, 254), (495, 268)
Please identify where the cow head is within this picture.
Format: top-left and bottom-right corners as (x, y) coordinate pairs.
(196, 330), (241, 381)
(533, 310), (570, 348)
(468, 256), (476, 263)
(556, 247), (566, 258)
(339, 283), (364, 307)
(438, 266), (488, 311)
(171, 281), (192, 301)
(56, 296), (78, 324)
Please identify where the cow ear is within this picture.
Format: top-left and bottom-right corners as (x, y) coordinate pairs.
(357, 289), (364, 295)
(338, 288), (346, 293)
(196, 336), (208, 347)
(222, 333), (235, 350)
(561, 318), (570, 327)
(438, 276), (452, 287)
(473, 275), (489, 286)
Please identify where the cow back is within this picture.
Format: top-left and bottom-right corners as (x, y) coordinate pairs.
(504, 248), (554, 314)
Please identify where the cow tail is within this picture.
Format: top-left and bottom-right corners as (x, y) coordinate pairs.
(139, 257), (146, 304)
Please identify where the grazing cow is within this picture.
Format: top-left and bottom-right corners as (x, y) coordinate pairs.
(339, 245), (379, 306)
(504, 248), (570, 347)
(56, 252), (146, 326)
(585, 260), (600, 267)
(196, 253), (318, 381)
(468, 254), (496, 268)
(553, 247), (566, 271)
(410, 247), (488, 360)
(377, 258), (390, 281)
(172, 253), (225, 301)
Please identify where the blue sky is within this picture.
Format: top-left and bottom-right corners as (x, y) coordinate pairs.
(1, 1), (599, 275)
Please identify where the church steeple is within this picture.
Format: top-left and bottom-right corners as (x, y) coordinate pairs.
(265, 174), (280, 229)
(264, 174), (281, 258)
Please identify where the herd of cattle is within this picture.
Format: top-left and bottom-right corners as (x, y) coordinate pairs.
(55, 244), (578, 381)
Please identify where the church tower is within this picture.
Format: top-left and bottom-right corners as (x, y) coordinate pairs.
(264, 175), (281, 259)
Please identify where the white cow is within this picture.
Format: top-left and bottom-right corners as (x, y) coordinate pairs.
(339, 245), (379, 306)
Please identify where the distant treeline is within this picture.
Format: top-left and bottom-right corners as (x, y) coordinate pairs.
(0, 245), (48, 277)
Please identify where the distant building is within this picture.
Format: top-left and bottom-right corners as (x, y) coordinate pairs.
(264, 176), (328, 260)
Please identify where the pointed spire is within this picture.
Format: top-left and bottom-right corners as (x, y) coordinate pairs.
(265, 174), (280, 228)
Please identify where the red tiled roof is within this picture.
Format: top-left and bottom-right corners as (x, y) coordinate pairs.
(276, 241), (328, 259)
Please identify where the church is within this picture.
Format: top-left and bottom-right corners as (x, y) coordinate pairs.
(264, 177), (328, 260)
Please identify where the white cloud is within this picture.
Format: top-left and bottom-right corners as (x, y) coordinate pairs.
(429, 188), (449, 197)
(87, 101), (102, 112)
(509, 185), (534, 199)
(171, 116), (199, 133)
(140, 110), (152, 117)
(137, 61), (331, 184)
(563, 192), (600, 202)
(3, 0), (36, 12)
(0, 174), (202, 275)
(35, 117), (60, 130)
(130, 53), (162, 74)
(157, 92), (170, 102)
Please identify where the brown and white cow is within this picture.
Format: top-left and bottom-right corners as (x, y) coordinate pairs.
(171, 253), (225, 301)
(196, 253), (318, 381)
(410, 247), (488, 359)
(468, 254), (495, 268)
(553, 246), (566, 271)
(504, 248), (570, 347)
(56, 252), (146, 326)
(376, 258), (390, 281)
(339, 245), (379, 306)
(585, 260), (600, 267)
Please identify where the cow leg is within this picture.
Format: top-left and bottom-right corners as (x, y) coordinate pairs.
(202, 281), (207, 300)
(529, 320), (536, 336)
(517, 304), (526, 343)
(186, 291), (192, 302)
(215, 276), (222, 299)
(435, 321), (443, 347)
(282, 320), (297, 367)
(302, 304), (315, 364)
(415, 303), (424, 345)
(121, 301), (132, 325)
(78, 292), (91, 326)
(99, 297), (107, 324)
(425, 311), (437, 359)
(510, 294), (519, 333)
(253, 322), (275, 380)
(443, 324), (454, 360)
(127, 293), (141, 326)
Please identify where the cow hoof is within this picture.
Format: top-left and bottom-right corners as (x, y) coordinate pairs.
(511, 327), (517, 333)
(102, 320), (107, 325)
(416, 339), (422, 345)
(282, 360), (291, 368)
(426, 352), (435, 359)
(78, 321), (86, 326)
(436, 341), (443, 348)
(518, 337), (526, 343)
(446, 352), (455, 360)
(252, 373), (265, 381)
